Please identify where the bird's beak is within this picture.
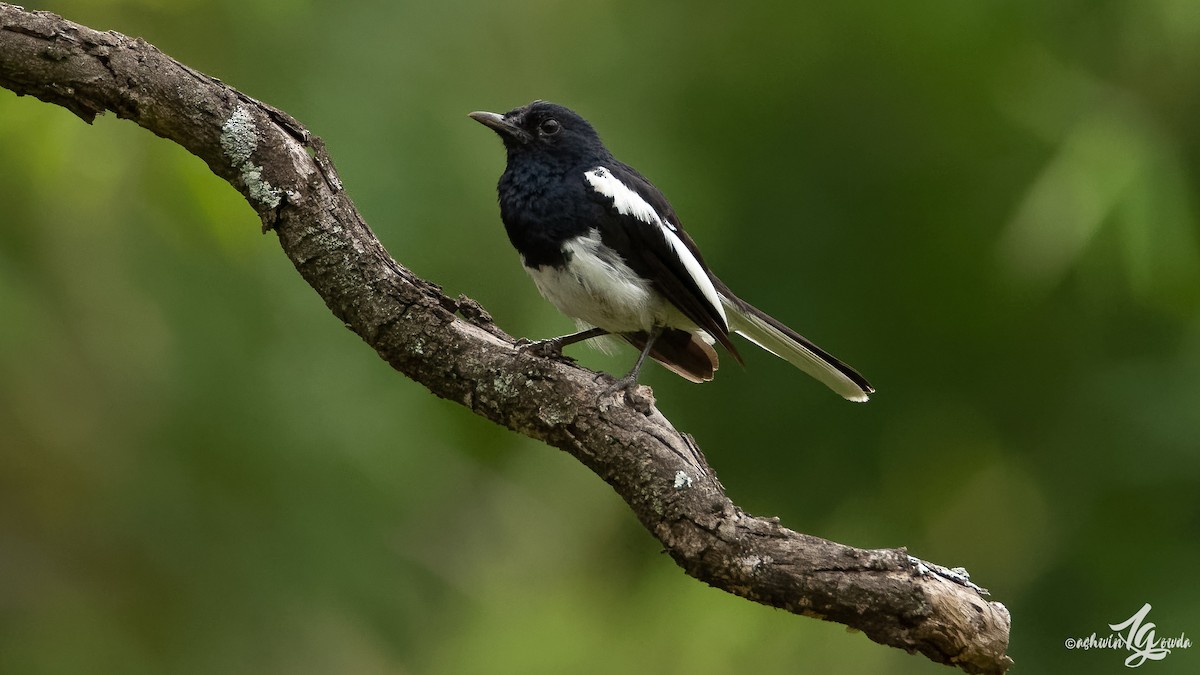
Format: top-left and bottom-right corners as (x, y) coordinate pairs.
(469, 110), (531, 143)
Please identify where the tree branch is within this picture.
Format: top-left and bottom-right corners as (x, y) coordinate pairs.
(0, 5), (1012, 672)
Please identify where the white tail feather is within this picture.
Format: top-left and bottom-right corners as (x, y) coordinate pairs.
(720, 294), (871, 402)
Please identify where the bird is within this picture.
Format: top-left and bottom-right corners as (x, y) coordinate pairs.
(469, 100), (873, 403)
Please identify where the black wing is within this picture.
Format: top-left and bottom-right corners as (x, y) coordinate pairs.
(583, 163), (742, 363)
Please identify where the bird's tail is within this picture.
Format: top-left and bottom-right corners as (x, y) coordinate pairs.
(623, 329), (718, 383)
(718, 290), (873, 402)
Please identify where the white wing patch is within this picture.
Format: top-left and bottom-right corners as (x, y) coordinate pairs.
(584, 166), (674, 230)
(584, 166), (728, 330)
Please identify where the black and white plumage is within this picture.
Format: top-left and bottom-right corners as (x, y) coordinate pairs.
(470, 101), (873, 402)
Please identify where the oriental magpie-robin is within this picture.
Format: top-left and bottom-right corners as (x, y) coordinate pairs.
(470, 101), (873, 402)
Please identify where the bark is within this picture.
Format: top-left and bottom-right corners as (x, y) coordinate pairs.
(0, 5), (1012, 673)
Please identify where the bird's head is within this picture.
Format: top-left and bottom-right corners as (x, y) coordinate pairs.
(470, 101), (606, 166)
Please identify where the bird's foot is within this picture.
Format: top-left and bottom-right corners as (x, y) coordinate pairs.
(515, 337), (570, 361)
(600, 374), (654, 414)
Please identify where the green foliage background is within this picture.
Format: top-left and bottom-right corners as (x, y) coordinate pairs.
(2, 1), (1199, 673)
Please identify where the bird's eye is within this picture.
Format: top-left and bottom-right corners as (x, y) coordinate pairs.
(539, 119), (561, 135)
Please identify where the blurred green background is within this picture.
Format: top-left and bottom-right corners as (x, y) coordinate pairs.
(2, 1), (1198, 673)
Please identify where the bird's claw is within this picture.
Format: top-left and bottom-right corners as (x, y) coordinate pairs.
(601, 375), (654, 414)
(515, 337), (566, 360)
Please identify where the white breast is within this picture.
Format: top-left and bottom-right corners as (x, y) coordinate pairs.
(525, 229), (661, 333)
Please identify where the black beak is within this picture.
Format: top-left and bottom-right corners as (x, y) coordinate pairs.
(469, 110), (532, 143)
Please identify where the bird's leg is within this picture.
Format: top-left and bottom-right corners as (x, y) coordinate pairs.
(602, 326), (662, 410)
(516, 326), (609, 359)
